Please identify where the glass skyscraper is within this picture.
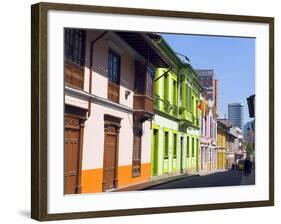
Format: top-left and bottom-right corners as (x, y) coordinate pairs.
(228, 103), (244, 130)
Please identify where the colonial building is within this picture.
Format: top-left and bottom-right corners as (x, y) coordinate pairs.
(199, 97), (217, 171)
(196, 69), (219, 116)
(246, 94), (255, 161)
(150, 35), (202, 178)
(225, 126), (238, 169)
(64, 29), (170, 194)
(234, 127), (247, 162)
(217, 119), (231, 170)
(217, 119), (246, 169)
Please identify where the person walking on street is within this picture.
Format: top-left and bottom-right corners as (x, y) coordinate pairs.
(248, 160), (252, 175)
(244, 157), (250, 176)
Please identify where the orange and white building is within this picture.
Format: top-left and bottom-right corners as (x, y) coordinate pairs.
(64, 29), (169, 194)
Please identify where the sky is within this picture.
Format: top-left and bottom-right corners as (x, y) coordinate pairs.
(162, 33), (255, 124)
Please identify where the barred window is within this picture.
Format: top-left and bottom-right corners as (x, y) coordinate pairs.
(192, 137), (195, 157)
(146, 67), (154, 97)
(108, 50), (121, 84)
(164, 131), (169, 159)
(64, 29), (85, 66)
(173, 133), (177, 158)
(186, 136), (190, 158)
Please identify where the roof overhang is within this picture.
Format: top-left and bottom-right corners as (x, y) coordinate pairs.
(115, 32), (169, 68)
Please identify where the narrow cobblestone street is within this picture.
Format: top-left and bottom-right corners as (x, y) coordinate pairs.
(142, 169), (255, 190)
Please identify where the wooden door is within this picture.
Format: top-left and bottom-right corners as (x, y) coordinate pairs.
(151, 129), (158, 176)
(163, 131), (169, 174)
(132, 134), (141, 177)
(64, 127), (80, 194)
(180, 137), (184, 173)
(103, 125), (118, 191)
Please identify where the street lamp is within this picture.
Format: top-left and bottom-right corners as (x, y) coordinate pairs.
(175, 52), (190, 63)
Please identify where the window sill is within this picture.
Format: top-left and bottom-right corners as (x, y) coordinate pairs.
(132, 174), (141, 178)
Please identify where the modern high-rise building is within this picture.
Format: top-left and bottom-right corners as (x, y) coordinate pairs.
(196, 69), (218, 116)
(228, 103), (244, 129)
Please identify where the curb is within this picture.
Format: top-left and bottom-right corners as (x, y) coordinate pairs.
(141, 174), (200, 190)
(115, 174), (200, 191)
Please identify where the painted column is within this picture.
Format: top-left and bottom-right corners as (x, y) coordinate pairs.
(182, 79), (187, 109)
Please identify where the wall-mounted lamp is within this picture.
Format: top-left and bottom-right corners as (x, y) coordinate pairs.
(125, 90), (131, 99)
(175, 52), (190, 63)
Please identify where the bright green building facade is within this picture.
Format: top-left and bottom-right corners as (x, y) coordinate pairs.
(150, 37), (202, 177)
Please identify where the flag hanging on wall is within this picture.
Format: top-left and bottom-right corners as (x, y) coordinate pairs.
(198, 99), (203, 110)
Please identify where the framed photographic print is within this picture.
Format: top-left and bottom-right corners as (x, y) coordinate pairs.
(31, 2), (274, 221)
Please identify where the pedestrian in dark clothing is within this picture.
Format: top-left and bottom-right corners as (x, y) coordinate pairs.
(244, 158), (250, 176)
(248, 160), (252, 175)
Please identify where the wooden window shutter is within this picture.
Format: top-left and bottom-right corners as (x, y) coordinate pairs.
(132, 116), (142, 177)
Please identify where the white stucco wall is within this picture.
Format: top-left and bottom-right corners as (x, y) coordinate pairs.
(65, 95), (88, 110)
(154, 114), (178, 130)
(78, 30), (151, 170)
(87, 31), (135, 108)
(82, 104), (152, 170)
(82, 103), (134, 170)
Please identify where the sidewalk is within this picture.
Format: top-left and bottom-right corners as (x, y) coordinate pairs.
(198, 169), (228, 176)
(114, 169), (229, 192)
(114, 173), (199, 192)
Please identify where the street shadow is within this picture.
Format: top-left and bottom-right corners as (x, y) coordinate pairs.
(143, 170), (255, 190)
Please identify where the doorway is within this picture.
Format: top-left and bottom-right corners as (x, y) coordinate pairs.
(103, 115), (121, 191)
(151, 128), (159, 176)
(64, 115), (83, 194)
(180, 136), (184, 173)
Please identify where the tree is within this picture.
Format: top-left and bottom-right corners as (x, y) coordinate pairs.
(244, 142), (254, 157)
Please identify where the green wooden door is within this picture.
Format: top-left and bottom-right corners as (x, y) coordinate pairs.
(180, 136), (184, 173)
(151, 129), (158, 176)
(172, 133), (177, 172)
(163, 131), (169, 174)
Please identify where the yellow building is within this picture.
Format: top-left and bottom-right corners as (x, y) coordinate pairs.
(217, 119), (231, 169)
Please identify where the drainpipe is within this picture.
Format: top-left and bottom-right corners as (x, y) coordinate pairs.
(88, 31), (108, 117)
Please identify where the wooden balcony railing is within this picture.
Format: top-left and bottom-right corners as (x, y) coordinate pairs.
(193, 115), (200, 128)
(163, 99), (171, 114)
(153, 94), (161, 111)
(179, 107), (193, 123)
(171, 104), (178, 117)
(153, 95), (178, 117)
(108, 81), (120, 103)
(64, 60), (84, 90)
(133, 94), (153, 114)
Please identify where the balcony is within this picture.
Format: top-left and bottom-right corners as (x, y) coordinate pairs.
(163, 100), (178, 117)
(153, 94), (161, 111)
(108, 81), (120, 103)
(133, 60), (154, 117)
(179, 107), (193, 123)
(64, 59), (84, 90)
(163, 99), (171, 114)
(171, 104), (178, 117)
(153, 95), (178, 117)
(193, 115), (200, 128)
(133, 94), (153, 114)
